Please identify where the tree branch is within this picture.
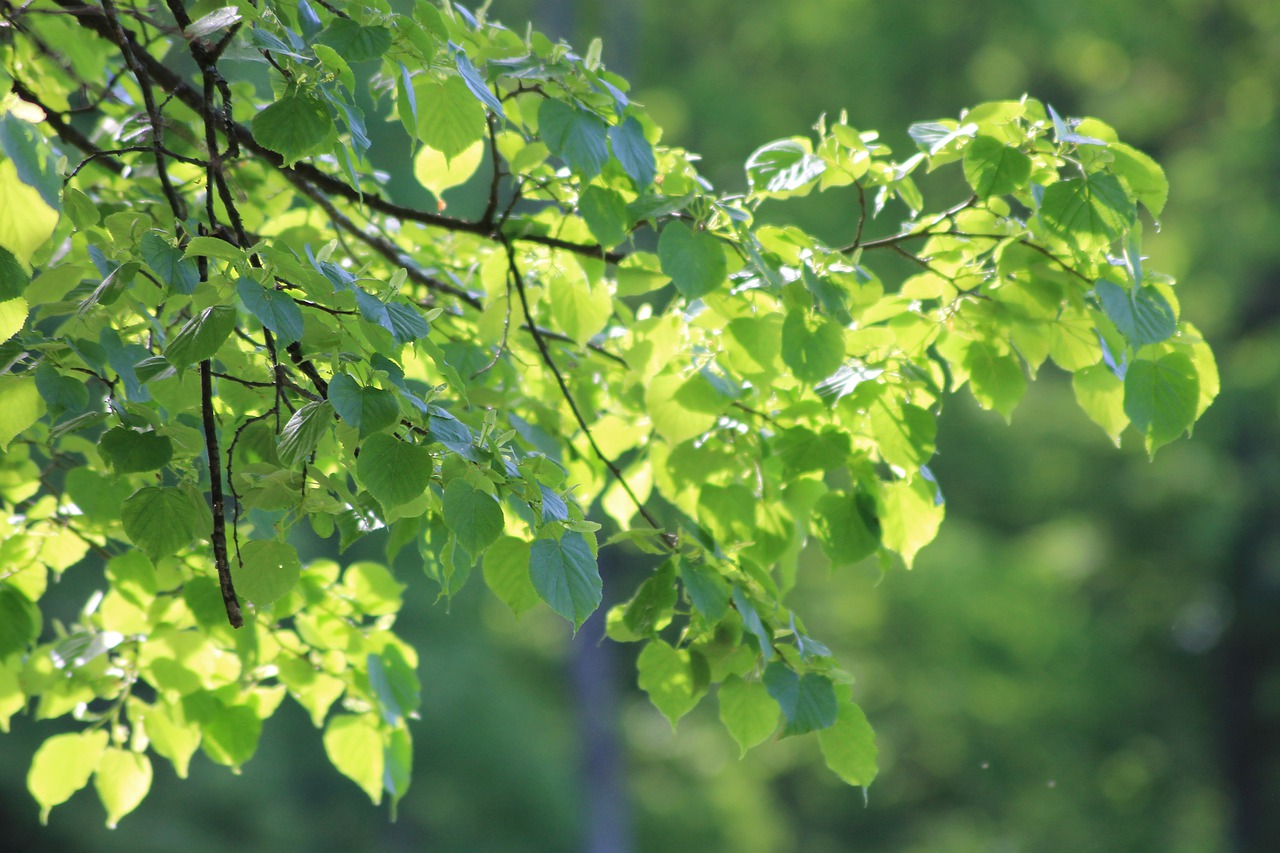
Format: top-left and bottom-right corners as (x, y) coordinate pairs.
(201, 360), (243, 629)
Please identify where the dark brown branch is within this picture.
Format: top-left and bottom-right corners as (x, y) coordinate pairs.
(201, 360), (243, 628)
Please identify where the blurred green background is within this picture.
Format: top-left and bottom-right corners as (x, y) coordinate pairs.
(5, 0), (1279, 850)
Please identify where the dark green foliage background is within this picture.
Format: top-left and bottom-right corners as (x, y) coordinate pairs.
(3, 0), (1276, 850)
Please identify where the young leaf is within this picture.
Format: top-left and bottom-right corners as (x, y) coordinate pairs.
(781, 310), (845, 384)
(415, 76), (485, 160)
(579, 185), (629, 248)
(529, 531), (601, 630)
(0, 374), (45, 451)
(746, 138), (826, 198)
(1040, 173), (1135, 247)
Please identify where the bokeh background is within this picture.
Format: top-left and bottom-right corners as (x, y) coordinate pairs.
(4, 0), (1279, 850)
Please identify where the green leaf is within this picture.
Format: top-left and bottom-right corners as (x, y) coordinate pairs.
(0, 245), (29, 300)
(813, 491), (879, 567)
(644, 371), (719, 445)
(129, 700), (200, 779)
(328, 373), (400, 439)
(781, 310), (845, 384)
(870, 401), (936, 469)
(251, 85), (337, 166)
(316, 19), (392, 62)
(98, 427), (173, 474)
(746, 138), (826, 198)
(140, 232), (199, 295)
(1073, 364), (1128, 445)
(579, 185), (629, 248)
(442, 478), (505, 557)
(27, 730), (108, 824)
(962, 135), (1031, 198)
(680, 559), (730, 622)
(877, 476), (944, 567)
(763, 662), (838, 736)
(0, 159), (59, 265)
(623, 560), (678, 636)
(529, 531), (601, 630)
(658, 221), (726, 299)
(323, 714), (383, 804)
(356, 434), (432, 509)
(182, 236), (245, 263)
(1095, 279), (1176, 347)
(964, 342), (1026, 421)
(384, 727), (413, 815)
(237, 279), (305, 346)
(453, 50), (505, 118)
(93, 748), (152, 829)
(609, 116), (657, 189)
(539, 99), (609, 178)
(0, 584), (38, 656)
(1109, 142), (1168, 215)
(0, 113), (61, 209)
(0, 374), (46, 450)
(277, 401), (333, 468)
(1040, 173), (1135, 246)
(718, 675), (779, 755)
(818, 698), (878, 787)
(415, 76), (485, 160)
(120, 486), (207, 563)
(1124, 353), (1199, 453)
(367, 645), (420, 726)
(165, 305), (237, 369)
(233, 539), (302, 605)
(413, 139), (483, 195)
(482, 536), (539, 615)
(549, 269), (612, 344)
(637, 639), (703, 727)
(201, 701), (262, 771)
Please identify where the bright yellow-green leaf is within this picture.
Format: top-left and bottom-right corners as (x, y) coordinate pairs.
(818, 696), (878, 787)
(0, 159), (59, 265)
(0, 374), (45, 451)
(93, 748), (152, 828)
(413, 139), (483, 197)
(878, 476), (944, 567)
(323, 714), (384, 804)
(1072, 364), (1128, 445)
(28, 730), (108, 824)
(0, 296), (27, 344)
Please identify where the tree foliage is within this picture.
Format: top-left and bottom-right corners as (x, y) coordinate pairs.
(0, 0), (1215, 826)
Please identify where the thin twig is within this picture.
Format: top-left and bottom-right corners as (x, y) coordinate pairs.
(201, 360), (243, 628)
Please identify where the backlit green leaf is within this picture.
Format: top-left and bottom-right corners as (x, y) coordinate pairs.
(252, 86), (337, 166)
(93, 748), (152, 828)
(718, 675), (779, 755)
(98, 427), (173, 474)
(1096, 279), (1176, 347)
(781, 309), (845, 384)
(482, 536), (539, 615)
(317, 19), (392, 62)
(27, 730), (108, 824)
(818, 697), (878, 787)
(1040, 173), (1135, 247)
(746, 137), (826, 198)
(277, 401), (333, 468)
(323, 714), (383, 804)
(658, 221), (727, 300)
(963, 135), (1031, 197)
(637, 639), (703, 727)
(415, 75), (485, 160)
(0, 374), (46, 451)
(609, 116), (656, 189)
